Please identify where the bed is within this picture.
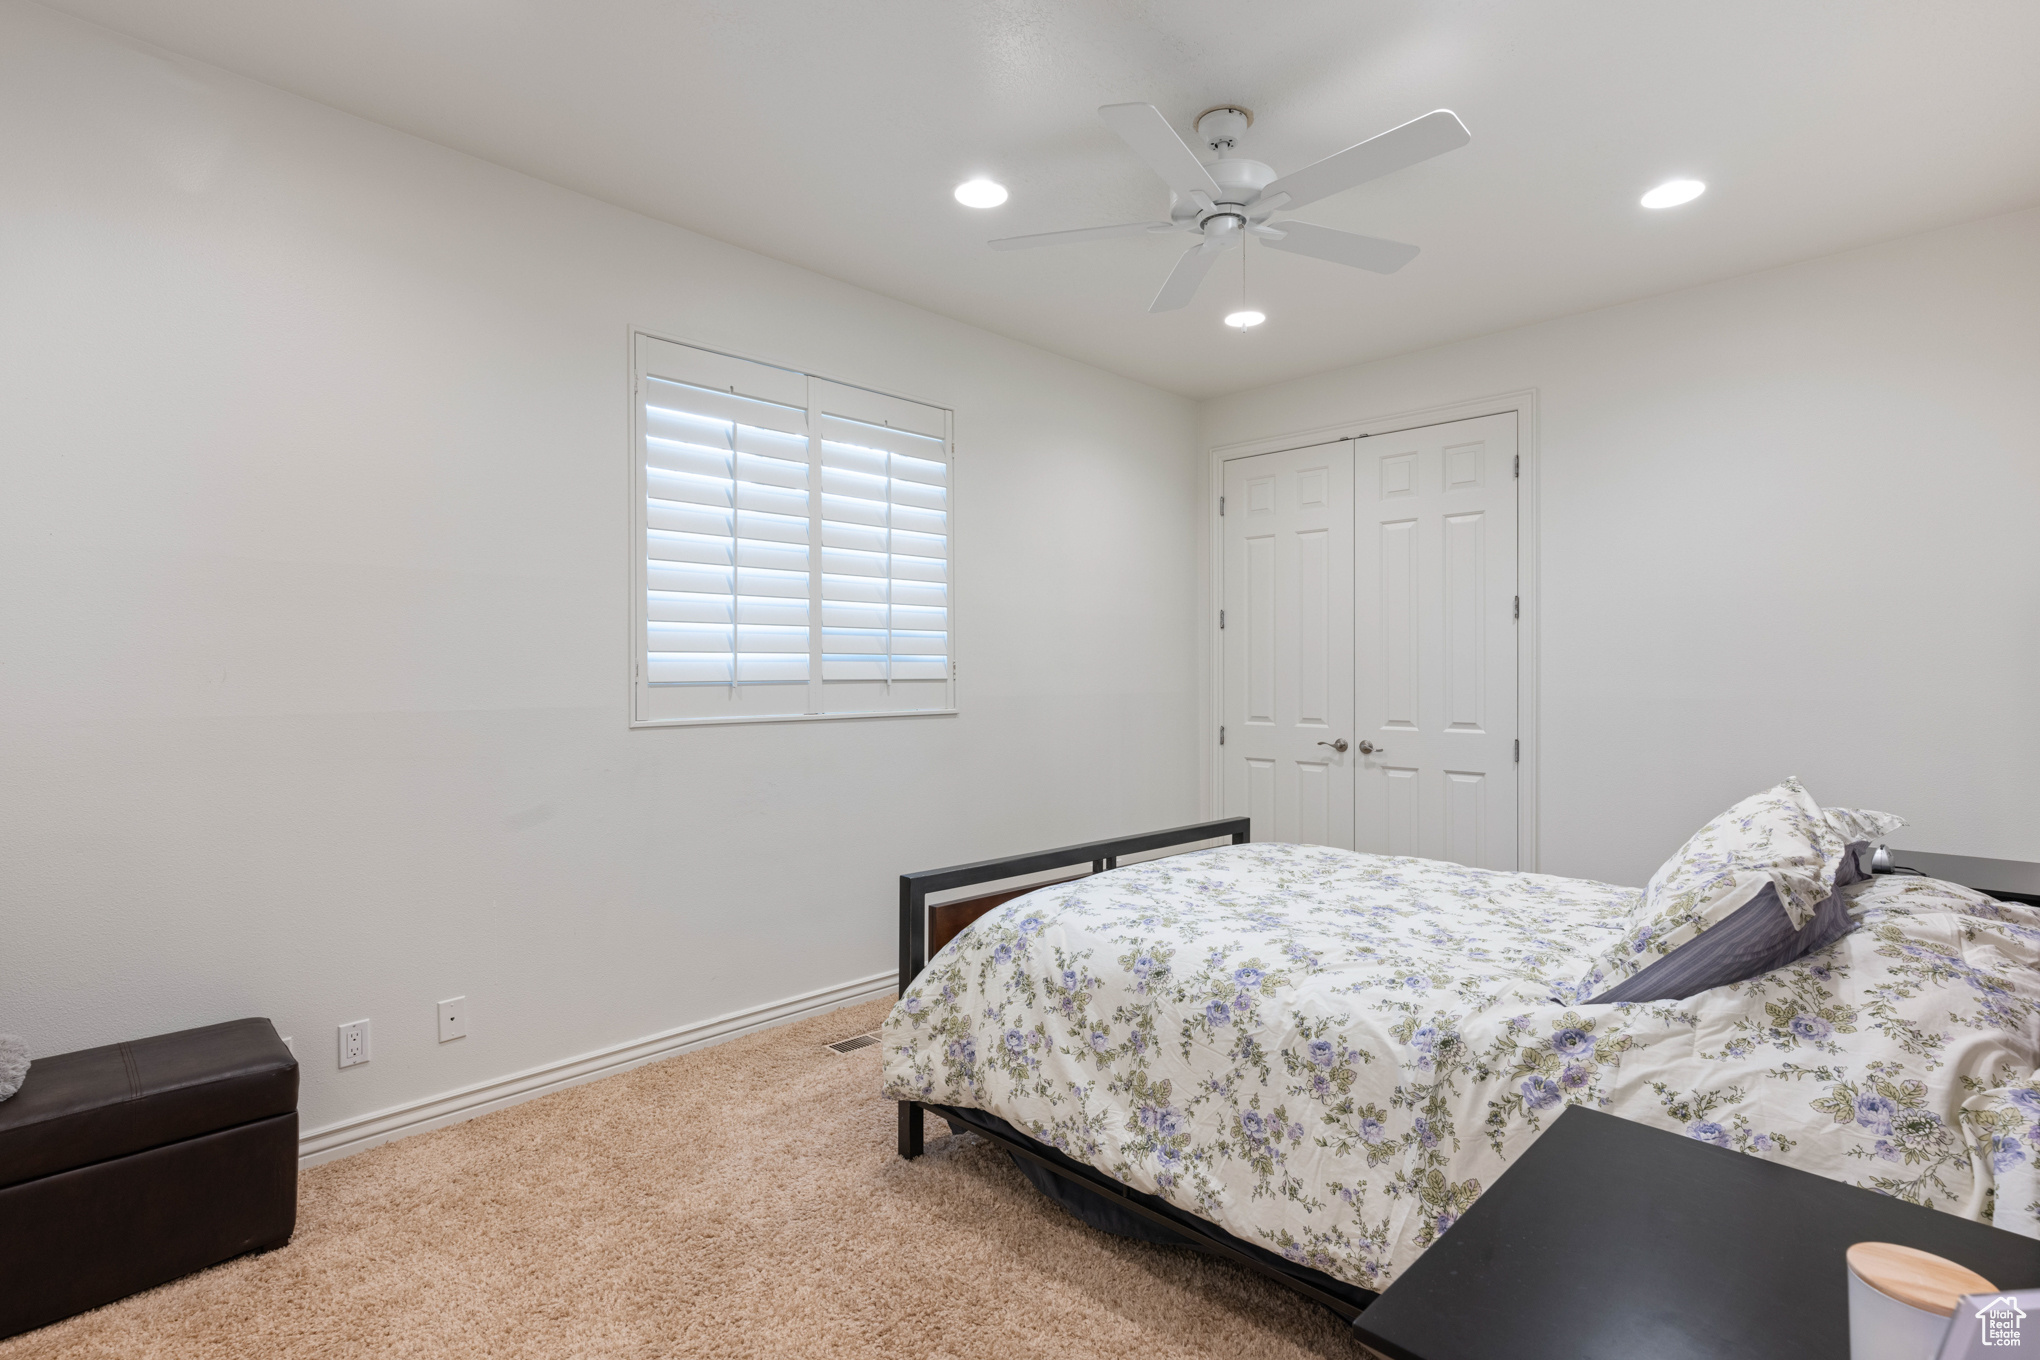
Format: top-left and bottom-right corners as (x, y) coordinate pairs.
(881, 816), (2040, 1319)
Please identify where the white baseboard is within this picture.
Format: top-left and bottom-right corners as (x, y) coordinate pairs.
(297, 970), (894, 1169)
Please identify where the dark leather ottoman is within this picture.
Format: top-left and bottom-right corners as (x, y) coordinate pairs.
(0, 1018), (298, 1339)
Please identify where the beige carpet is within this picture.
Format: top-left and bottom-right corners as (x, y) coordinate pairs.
(2, 999), (1377, 1358)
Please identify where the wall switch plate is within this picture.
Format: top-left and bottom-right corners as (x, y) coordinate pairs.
(438, 997), (466, 1043)
(338, 1019), (370, 1068)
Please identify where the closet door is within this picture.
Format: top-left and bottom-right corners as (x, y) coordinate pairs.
(1353, 412), (1518, 869)
(1220, 442), (1356, 847)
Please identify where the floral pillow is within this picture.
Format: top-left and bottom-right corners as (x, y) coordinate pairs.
(1825, 806), (1906, 846)
(1580, 778), (1856, 1004)
(1824, 806), (1907, 886)
(0, 1034), (25, 1102)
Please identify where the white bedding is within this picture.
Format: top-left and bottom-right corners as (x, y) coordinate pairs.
(880, 843), (2040, 1291)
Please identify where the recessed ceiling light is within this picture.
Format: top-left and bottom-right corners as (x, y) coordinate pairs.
(1224, 310), (1265, 329)
(1640, 179), (1706, 210)
(954, 178), (1008, 209)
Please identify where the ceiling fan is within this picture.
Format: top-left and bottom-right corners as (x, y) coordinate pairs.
(991, 103), (1470, 313)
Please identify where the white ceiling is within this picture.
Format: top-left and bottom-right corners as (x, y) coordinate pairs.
(43, 0), (2040, 396)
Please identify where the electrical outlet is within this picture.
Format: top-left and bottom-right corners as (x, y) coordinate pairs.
(338, 1019), (371, 1068)
(437, 997), (466, 1043)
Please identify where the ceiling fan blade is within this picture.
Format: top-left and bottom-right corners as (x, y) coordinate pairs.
(1258, 221), (1421, 274)
(1099, 103), (1223, 200)
(988, 221), (1176, 251)
(1149, 238), (1230, 313)
(1259, 110), (1469, 213)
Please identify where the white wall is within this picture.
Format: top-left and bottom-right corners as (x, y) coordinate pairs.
(1202, 205), (2040, 887)
(0, 3), (1199, 1135)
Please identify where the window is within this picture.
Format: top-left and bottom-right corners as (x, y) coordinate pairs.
(632, 334), (953, 724)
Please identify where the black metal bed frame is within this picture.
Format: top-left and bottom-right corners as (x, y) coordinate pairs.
(893, 817), (1378, 1325)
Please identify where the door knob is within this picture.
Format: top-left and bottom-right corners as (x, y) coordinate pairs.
(1318, 739), (1349, 753)
(1356, 740), (1383, 755)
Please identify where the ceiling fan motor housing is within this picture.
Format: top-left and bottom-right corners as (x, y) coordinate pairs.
(1179, 105), (1274, 231)
(1172, 157), (1277, 230)
(1209, 158), (1276, 204)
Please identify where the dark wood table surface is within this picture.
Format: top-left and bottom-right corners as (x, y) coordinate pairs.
(1353, 1105), (2040, 1360)
(1887, 850), (2040, 906)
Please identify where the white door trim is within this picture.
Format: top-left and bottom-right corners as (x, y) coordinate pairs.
(1204, 389), (1541, 871)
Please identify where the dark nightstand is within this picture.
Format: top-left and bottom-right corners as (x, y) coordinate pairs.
(1882, 850), (2040, 907)
(1352, 1106), (2040, 1360)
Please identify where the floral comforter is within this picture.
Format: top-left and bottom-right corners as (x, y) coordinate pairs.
(880, 843), (2040, 1292)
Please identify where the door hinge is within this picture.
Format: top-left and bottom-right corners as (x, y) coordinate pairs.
(1219, 725), (1226, 746)
(1219, 495), (1225, 516)
(1514, 454), (1520, 478)
(1514, 739), (1521, 763)
(1219, 609), (1225, 630)
(1513, 595), (1520, 620)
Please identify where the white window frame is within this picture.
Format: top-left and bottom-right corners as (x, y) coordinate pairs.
(628, 329), (958, 728)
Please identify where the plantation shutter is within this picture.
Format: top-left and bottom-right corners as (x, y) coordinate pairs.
(635, 337), (953, 724)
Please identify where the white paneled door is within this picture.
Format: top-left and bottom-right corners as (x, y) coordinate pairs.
(1354, 412), (1518, 868)
(1221, 442), (1356, 848)
(1221, 412), (1519, 867)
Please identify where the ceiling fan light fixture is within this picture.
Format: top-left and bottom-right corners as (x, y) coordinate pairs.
(1224, 310), (1266, 329)
(1640, 179), (1706, 209)
(954, 178), (1008, 208)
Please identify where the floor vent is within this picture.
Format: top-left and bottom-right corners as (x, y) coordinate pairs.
(825, 1033), (880, 1056)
